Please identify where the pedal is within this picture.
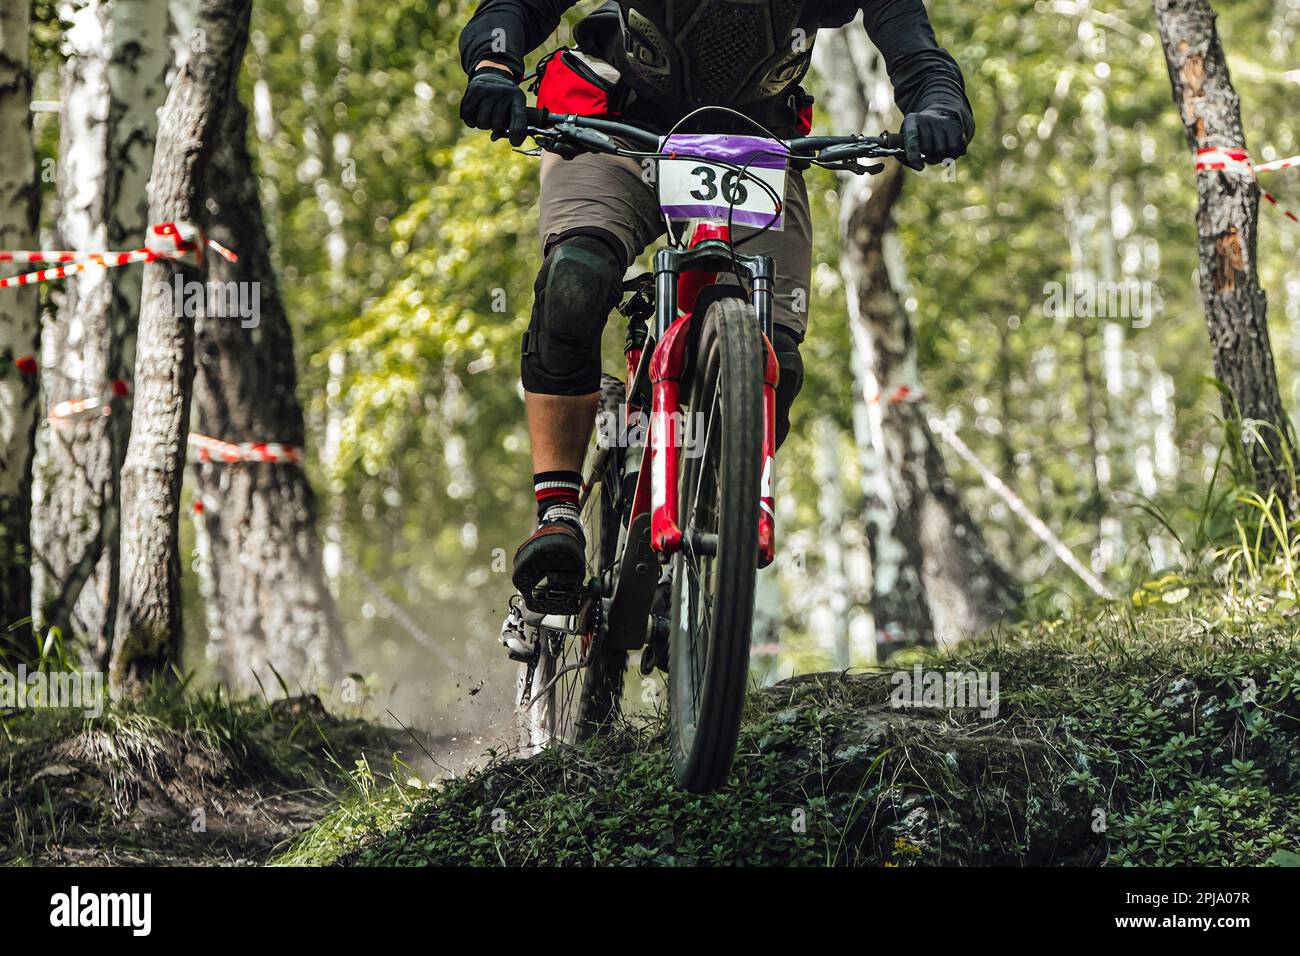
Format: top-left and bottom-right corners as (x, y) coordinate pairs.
(504, 634), (537, 663)
(528, 572), (586, 615)
(500, 599), (538, 663)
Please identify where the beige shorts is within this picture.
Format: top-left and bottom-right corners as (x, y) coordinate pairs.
(538, 149), (814, 338)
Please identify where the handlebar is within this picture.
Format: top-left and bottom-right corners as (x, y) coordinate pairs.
(523, 106), (916, 171)
(525, 107), (660, 150)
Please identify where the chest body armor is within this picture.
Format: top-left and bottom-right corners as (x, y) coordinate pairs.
(611, 0), (814, 110)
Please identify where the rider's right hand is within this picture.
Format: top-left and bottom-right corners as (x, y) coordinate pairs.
(460, 66), (528, 148)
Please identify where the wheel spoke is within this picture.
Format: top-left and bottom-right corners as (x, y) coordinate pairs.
(665, 301), (763, 792)
(681, 352), (725, 717)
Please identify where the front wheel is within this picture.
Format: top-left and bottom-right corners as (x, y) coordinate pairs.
(668, 298), (764, 793)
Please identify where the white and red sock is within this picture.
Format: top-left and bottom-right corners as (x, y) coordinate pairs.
(534, 471), (582, 530)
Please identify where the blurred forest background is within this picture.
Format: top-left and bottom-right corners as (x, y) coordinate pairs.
(4, 0), (1299, 744)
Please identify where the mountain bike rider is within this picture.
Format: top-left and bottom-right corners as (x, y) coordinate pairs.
(458, 0), (974, 617)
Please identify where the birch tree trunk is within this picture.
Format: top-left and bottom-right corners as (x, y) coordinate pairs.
(813, 21), (1019, 658)
(32, 0), (168, 659)
(1080, 45), (1129, 568)
(110, 0), (252, 691)
(813, 418), (851, 668)
(190, 95), (345, 694)
(1152, 0), (1297, 511)
(0, 1), (40, 647)
(1063, 192), (1111, 566)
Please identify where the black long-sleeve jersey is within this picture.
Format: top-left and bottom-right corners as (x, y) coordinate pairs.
(459, 0), (973, 135)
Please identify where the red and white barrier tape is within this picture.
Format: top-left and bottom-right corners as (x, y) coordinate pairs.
(46, 379), (131, 422)
(1255, 153), (1300, 175)
(1195, 146), (1300, 224)
(188, 433), (303, 465)
(1195, 145), (1255, 177)
(1261, 192), (1300, 225)
(8, 222), (277, 466)
(0, 221), (237, 290)
(869, 384), (925, 405)
(46, 381), (301, 465)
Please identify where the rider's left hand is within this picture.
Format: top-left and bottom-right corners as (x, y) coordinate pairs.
(902, 107), (969, 167)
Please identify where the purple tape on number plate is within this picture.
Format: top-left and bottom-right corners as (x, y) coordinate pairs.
(663, 206), (779, 228)
(658, 134), (789, 228)
(659, 134), (790, 169)
(656, 203), (770, 228)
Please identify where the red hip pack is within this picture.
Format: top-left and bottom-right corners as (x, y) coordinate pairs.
(793, 89), (814, 135)
(532, 49), (623, 118)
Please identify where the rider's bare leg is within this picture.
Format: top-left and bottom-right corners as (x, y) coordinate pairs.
(525, 391), (598, 473)
(512, 390), (598, 613)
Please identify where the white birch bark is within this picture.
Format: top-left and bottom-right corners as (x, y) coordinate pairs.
(111, 0), (252, 690)
(31, 0), (169, 658)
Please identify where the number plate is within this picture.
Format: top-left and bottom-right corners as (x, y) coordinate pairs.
(657, 134), (788, 230)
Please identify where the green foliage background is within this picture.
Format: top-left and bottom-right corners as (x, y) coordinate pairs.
(230, 0), (1300, 717)
(18, 0), (1294, 714)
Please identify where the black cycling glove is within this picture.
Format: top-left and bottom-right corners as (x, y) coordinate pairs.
(901, 107), (970, 167)
(460, 66), (527, 147)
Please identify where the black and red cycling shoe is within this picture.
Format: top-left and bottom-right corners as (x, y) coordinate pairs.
(512, 521), (586, 614)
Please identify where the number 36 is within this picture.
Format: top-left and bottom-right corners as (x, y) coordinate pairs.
(689, 165), (748, 204)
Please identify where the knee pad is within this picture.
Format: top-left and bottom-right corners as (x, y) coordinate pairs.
(521, 229), (626, 395)
(772, 326), (804, 450)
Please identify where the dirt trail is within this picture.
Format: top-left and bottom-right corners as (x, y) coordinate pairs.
(4, 698), (513, 867)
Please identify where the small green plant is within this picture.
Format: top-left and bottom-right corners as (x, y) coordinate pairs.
(1222, 488), (1300, 594)
(1, 620), (75, 672)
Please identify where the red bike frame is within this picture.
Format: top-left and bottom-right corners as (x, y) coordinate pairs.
(621, 221), (778, 570)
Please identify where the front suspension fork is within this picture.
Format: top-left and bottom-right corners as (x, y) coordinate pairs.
(648, 331), (779, 567)
(643, 230), (779, 568)
(758, 332), (778, 568)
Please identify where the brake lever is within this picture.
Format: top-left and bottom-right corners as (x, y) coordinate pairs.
(540, 137), (586, 160)
(825, 160), (885, 176)
(524, 123), (619, 160)
(555, 123), (619, 155)
(818, 142), (872, 164)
